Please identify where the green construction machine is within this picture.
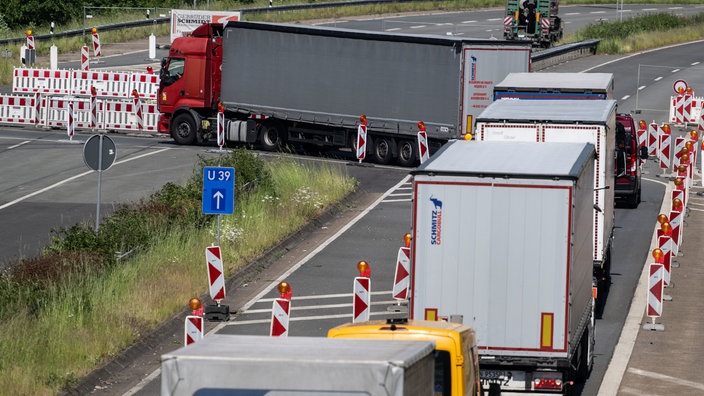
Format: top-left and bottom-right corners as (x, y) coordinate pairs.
(503, 0), (563, 48)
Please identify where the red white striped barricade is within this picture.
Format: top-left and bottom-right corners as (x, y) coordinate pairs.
(647, 122), (659, 157)
(89, 88), (97, 129)
(669, 208), (683, 256)
(353, 276), (371, 322)
(130, 73), (159, 100)
(0, 94), (40, 126)
(132, 90), (143, 131)
(392, 247), (411, 300)
(205, 246), (226, 302)
(184, 315), (204, 346)
(417, 122), (429, 164)
(658, 235), (672, 286)
(356, 120), (367, 162)
(92, 29), (102, 58)
(637, 124), (647, 149)
(26, 34), (34, 50)
(658, 134), (671, 171)
(270, 298), (291, 337)
(646, 264), (664, 318)
(81, 46), (89, 71)
(66, 100), (75, 139)
(13, 68), (73, 95)
(673, 136), (685, 171)
(72, 70), (131, 98)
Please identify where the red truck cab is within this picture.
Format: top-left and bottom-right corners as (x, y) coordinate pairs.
(615, 113), (648, 208)
(158, 23), (224, 144)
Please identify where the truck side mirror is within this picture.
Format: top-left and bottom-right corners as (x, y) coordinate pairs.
(640, 145), (648, 160)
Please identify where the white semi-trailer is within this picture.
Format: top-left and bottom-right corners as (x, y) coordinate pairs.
(410, 140), (596, 395)
(475, 99), (617, 291)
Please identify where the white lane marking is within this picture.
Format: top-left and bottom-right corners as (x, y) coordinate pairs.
(410, 25), (425, 29)
(627, 368), (704, 391)
(8, 140), (31, 149)
(0, 148), (171, 211)
(486, 18), (501, 22)
(672, 68), (680, 73)
(638, 85), (646, 91)
(224, 310), (399, 326)
(621, 95), (630, 100)
(461, 20), (477, 24)
(243, 298), (400, 314)
(654, 76), (663, 81)
(591, 11), (606, 14)
(386, 27), (401, 31)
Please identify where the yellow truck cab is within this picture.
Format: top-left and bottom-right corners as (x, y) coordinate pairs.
(328, 319), (480, 396)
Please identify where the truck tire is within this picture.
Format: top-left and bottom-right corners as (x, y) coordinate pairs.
(259, 121), (284, 152)
(396, 139), (417, 167)
(172, 113), (198, 145)
(371, 135), (394, 165)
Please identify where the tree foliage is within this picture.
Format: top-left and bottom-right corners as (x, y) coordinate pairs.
(0, 0), (188, 29)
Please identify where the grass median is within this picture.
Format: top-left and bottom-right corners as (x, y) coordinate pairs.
(0, 149), (356, 395)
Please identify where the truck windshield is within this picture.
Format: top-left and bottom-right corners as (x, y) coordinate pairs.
(434, 350), (451, 396)
(161, 58), (185, 86)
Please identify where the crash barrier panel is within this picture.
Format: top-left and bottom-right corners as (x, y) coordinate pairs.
(0, 93), (158, 133)
(12, 68), (159, 100)
(0, 94), (41, 126)
(13, 68), (72, 95)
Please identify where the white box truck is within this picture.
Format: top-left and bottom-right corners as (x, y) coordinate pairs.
(410, 140), (596, 395)
(161, 334), (435, 396)
(474, 99), (616, 291)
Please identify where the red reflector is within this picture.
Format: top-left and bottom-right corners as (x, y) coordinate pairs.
(533, 378), (562, 390)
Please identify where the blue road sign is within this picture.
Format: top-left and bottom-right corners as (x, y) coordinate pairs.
(202, 167), (235, 215)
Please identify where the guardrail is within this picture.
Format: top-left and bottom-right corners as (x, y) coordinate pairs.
(531, 39), (601, 70)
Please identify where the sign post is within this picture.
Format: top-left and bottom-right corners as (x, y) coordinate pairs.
(83, 134), (117, 232)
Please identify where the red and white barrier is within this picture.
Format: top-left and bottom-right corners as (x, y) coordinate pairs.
(646, 263), (664, 318)
(13, 68), (159, 100)
(184, 315), (204, 346)
(647, 122), (659, 157)
(13, 69), (73, 95)
(81, 46), (89, 71)
(131, 73), (159, 100)
(659, 134), (671, 170)
(353, 276), (370, 322)
(392, 247), (411, 300)
(92, 29), (102, 58)
(66, 100), (75, 139)
(356, 117), (367, 162)
(417, 121), (429, 164)
(270, 298), (291, 337)
(658, 235), (672, 286)
(26, 33), (35, 51)
(0, 95), (39, 126)
(205, 246), (226, 302)
(669, 94), (704, 125)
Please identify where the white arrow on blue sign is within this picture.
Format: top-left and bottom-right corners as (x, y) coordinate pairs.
(202, 166), (235, 215)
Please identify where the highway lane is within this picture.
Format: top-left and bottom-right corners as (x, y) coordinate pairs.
(318, 4), (704, 39)
(124, 39), (704, 396)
